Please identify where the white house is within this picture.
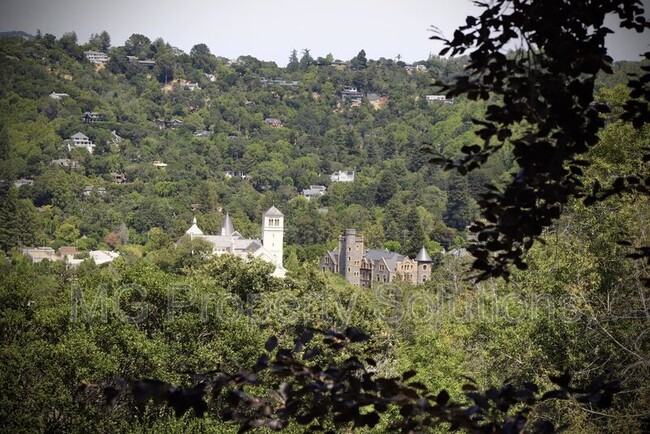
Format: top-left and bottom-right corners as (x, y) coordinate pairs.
(84, 51), (109, 64)
(183, 207), (286, 278)
(426, 95), (453, 104)
(331, 171), (355, 183)
(49, 92), (69, 99)
(67, 132), (95, 154)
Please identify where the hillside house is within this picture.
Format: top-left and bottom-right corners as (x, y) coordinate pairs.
(265, 118), (282, 127)
(83, 112), (104, 123)
(302, 185), (327, 200)
(426, 95), (453, 104)
(84, 50), (109, 64)
(331, 171), (355, 182)
(13, 178), (34, 188)
(21, 247), (58, 263)
(341, 86), (363, 104)
(49, 92), (69, 99)
(82, 186), (107, 197)
(183, 82), (201, 91)
(224, 170), (247, 179)
(67, 132), (95, 154)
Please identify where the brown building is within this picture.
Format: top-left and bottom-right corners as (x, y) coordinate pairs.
(319, 229), (432, 287)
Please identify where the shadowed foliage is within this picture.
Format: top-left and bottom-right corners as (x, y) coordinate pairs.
(428, 0), (650, 280)
(81, 329), (620, 433)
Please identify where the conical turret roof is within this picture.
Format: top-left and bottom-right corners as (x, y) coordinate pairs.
(415, 246), (432, 262)
(221, 212), (235, 236)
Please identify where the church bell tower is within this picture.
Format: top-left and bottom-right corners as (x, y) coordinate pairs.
(262, 206), (284, 268)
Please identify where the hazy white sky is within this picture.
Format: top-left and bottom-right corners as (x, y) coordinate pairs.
(1, 0), (648, 65)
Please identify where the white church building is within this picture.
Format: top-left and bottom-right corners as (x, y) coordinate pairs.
(183, 206), (286, 278)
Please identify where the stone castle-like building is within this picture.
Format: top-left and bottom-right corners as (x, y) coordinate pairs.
(319, 229), (432, 287)
(183, 206), (286, 278)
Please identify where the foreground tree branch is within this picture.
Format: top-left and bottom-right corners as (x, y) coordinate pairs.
(428, 0), (650, 280)
(80, 329), (621, 433)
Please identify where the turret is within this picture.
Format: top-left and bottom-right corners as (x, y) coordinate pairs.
(220, 212), (235, 236)
(415, 246), (432, 283)
(338, 229), (364, 286)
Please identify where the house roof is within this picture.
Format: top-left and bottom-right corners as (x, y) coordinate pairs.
(89, 250), (120, 265)
(59, 246), (77, 256)
(264, 206), (284, 217)
(71, 132), (88, 140)
(415, 246), (432, 262)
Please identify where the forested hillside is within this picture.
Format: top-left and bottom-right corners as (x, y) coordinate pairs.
(0, 29), (648, 433)
(0, 32), (512, 257)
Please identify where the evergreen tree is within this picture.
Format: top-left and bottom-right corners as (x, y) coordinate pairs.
(375, 170), (398, 205)
(0, 186), (41, 250)
(443, 173), (478, 230)
(287, 49), (299, 71)
(350, 49), (368, 70)
(299, 49), (313, 70)
(405, 207), (427, 259)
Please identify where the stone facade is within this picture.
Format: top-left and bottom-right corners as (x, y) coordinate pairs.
(319, 229), (432, 287)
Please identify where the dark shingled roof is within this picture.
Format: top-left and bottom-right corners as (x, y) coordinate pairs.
(364, 249), (406, 272)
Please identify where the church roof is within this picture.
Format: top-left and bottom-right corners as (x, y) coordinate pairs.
(221, 213), (235, 236)
(415, 246), (432, 262)
(186, 216), (204, 236)
(264, 206), (284, 217)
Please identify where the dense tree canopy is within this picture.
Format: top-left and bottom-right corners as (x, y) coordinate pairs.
(0, 5), (648, 431)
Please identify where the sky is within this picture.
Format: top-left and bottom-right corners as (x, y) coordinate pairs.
(1, 0), (649, 65)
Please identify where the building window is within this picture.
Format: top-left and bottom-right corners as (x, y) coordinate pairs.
(423, 265), (427, 270)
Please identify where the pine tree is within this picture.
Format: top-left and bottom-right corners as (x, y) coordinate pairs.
(287, 49), (299, 72)
(0, 186), (41, 250)
(444, 173), (478, 230)
(405, 207), (427, 259)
